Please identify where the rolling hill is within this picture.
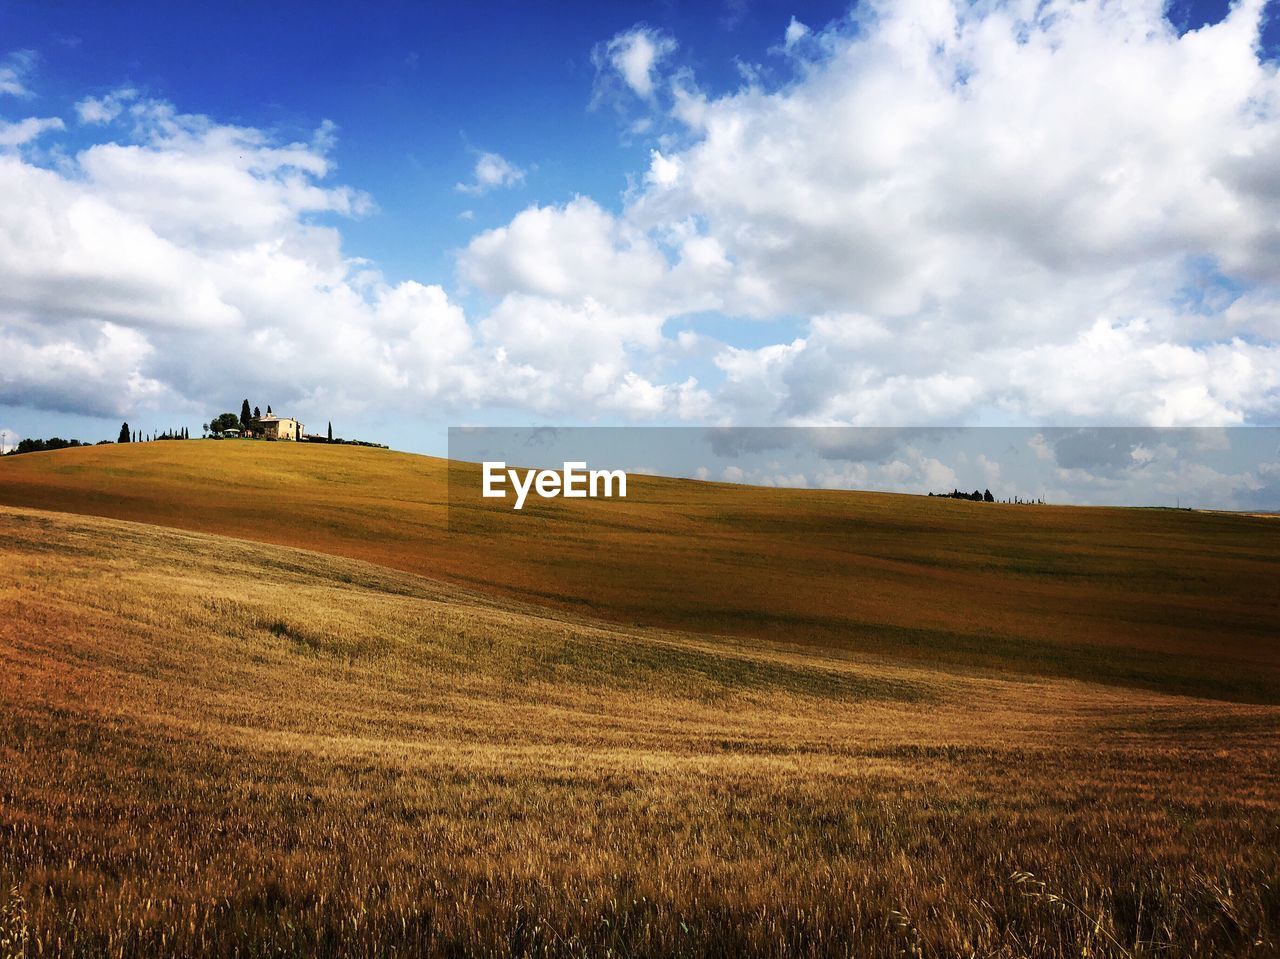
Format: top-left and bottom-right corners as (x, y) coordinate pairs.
(2, 504), (1278, 957)
(0, 440), (1278, 701)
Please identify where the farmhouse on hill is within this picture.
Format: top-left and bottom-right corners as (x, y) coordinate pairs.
(257, 414), (303, 441)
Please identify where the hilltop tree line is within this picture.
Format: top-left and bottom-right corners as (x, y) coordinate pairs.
(4, 422), (188, 455)
(4, 437), (100, 455)
(7, 406), (374, 454)
(930, 488), (996, 502)
(116, 423), (189, 442)
(928, 488), (1046, 505)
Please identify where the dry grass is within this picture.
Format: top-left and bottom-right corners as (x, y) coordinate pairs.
(2, 506), (1278, 957)
(1, 442), (1278, 703)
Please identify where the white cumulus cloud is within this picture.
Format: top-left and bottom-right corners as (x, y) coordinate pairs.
(784, 17), (811, 49)
(0, 116), (64, 148)
(455, 150), (526, 194)
(75, 88), (139, 124)
(0, 99), (708, 424)
(593, 26), (678, 101)
(467, 0), (1280, 426)
(0, 51), (36, 99)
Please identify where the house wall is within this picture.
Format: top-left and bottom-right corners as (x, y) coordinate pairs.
(263, 419), (302, 440)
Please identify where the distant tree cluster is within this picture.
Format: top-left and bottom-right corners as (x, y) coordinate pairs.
(5, 437), (90, 455)
(207, 398), (272, 438)
(115, 422), (189, 443)
(199, 400), (380, 447)
(207, 412), (242, 434)
(929, 488), (995, 502)
(927, 488), (1046, 505)
(3, 420), (197, 454)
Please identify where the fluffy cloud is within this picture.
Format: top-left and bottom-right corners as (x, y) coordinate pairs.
(455, 150), (525, 195)
(0, 88), (706, 424)
(0, 321), (166, 416)
(0, 116), (63, 148)
(459, 0), (1280, 425)
(0, 51), (35, 99)
(75, 88), (138, 124)
(1018, 428), (1280, 508)
(783, 17), (811, 50)
(460, 197), (669, 308)
(592, 26), (678, 101)
(0, 98), (458, 419)
(699, 444), (960, 493)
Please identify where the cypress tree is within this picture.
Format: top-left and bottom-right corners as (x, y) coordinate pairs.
(241, 399), (252, 430)
(118, 422), (130, 443)
(327, 421), (333, 442)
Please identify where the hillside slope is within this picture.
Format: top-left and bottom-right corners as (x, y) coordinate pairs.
(2, 506), (1278, 957)
(1, 441), (1278, 700)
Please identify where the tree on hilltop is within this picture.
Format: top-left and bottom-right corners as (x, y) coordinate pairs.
(327, 421), (333, 442)
(240, 399), (252, 430)
(118, 422), (131, 444)
(210, 412), (241, 434)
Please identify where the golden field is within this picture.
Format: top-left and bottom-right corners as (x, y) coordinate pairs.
(0, 442), (1278, 957)
(0, 441), (1277, 701)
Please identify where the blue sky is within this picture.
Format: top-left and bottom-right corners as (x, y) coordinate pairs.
(2, 0), (1279, 461)
(1, 0), (848, 283)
